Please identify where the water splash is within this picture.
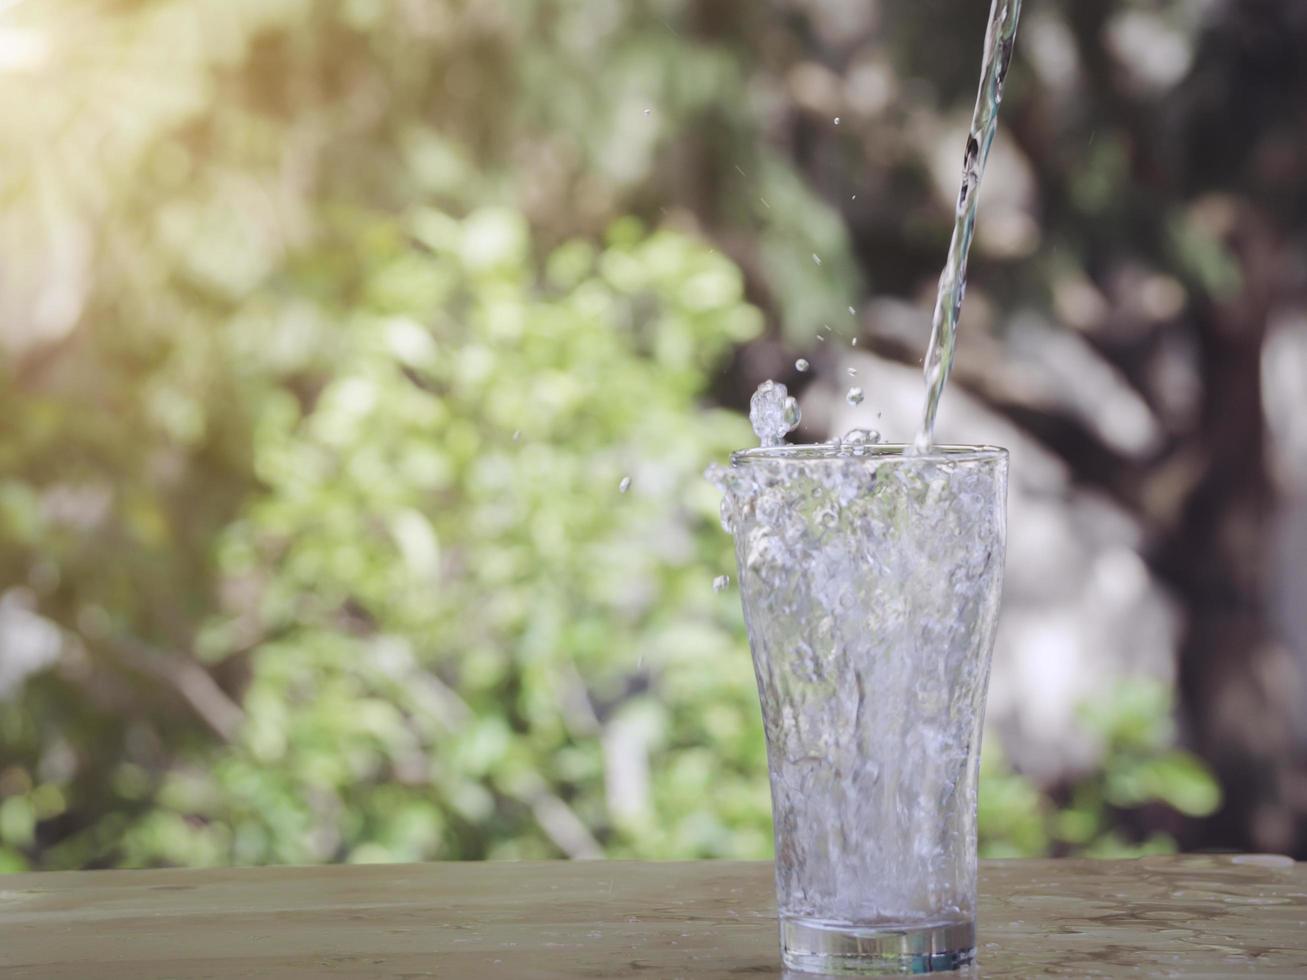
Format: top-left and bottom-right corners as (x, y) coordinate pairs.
(843, 428), (882, 447)
(847, 387), (865, 406)
(915, 0), (1023, 452)
(713, 575), (731, 593)
(750, 381), (801, 447)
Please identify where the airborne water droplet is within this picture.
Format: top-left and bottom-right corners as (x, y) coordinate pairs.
(619, 476), (632, 494)
(713, 575), (730, 593)
(848, 306), (856, 316)
(812, 253), (823, 266)
(795, 358), (810, 373)
(834, 117), (841, 126)
(643, 107), (653, 117)
(847, 387), (865, 406)
(847, 367), (858, 377)
(512, 430), (521, 442)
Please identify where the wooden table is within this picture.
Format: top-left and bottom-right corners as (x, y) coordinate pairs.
(2, 856), (1305, 978)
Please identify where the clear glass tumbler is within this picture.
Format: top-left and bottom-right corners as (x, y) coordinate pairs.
(720, 443), (1007, 975)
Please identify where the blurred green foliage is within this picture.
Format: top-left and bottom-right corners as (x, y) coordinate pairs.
(120, 209), (770, 867)
(0, 0), (1220, 870)
(980, 679), (1220, 860)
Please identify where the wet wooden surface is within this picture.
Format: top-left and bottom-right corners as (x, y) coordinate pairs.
(2, 856), (1305, 978)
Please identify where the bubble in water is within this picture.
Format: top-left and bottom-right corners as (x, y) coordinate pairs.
(812, 253), (822, 266)
(795, 358), (810, 373)
(750, 380), (801, 447)
(619, 476), (632, 494)
(713, 575), (731, 593)
(846, 387), (865, 406)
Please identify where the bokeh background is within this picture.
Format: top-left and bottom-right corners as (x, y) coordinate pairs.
(2, 0), (1306, 872)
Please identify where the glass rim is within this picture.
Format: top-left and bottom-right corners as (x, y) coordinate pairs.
(730, 443), (1008, 466)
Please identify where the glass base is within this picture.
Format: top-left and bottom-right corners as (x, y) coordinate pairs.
(781, 915), (976, 975)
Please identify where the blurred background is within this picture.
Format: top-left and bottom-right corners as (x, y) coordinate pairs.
(2, 0), (1306, 872)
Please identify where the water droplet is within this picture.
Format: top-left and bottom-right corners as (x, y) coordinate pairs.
(852, 338), (858, 346)
(847, 367), (858, 377)
(812, 253), (822, 266)
(713, 575), (730, 593)
(846, 387), (864, 406)
(512, 430), (521, 442)
(618, 476), (632, 494)
(795, 358), (810, 373)
(834, 116), (841, 126)
(851, 194), (858, 201)
(643, 107), (653, 117)
(848, 306), (856, 316)
(760, 197), (771, 209)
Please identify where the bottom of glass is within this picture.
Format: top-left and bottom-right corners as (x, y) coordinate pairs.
(781, 915), (976, 976)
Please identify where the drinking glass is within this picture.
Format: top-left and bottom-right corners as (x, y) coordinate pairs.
(723, 444), (1007, 975)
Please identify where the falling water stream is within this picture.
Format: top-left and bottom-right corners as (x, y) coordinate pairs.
(914, 0), (1024, 451)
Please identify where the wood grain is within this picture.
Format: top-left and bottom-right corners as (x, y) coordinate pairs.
(1, 856), (1305, 978)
